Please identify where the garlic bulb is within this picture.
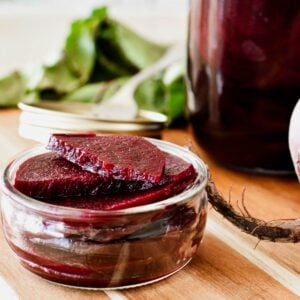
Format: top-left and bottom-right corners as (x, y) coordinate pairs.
(289, 99), (300, 181)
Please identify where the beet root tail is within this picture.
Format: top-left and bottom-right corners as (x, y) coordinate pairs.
(206, 173), (300, 243)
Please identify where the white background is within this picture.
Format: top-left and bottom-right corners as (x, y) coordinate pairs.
(0, 0), (189, 76)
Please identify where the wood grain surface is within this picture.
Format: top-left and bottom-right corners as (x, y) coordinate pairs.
(0, 109), (299, 299)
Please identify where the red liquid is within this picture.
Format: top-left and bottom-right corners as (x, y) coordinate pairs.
(188, 0), (300, 173)
(5, 205), (207, 288)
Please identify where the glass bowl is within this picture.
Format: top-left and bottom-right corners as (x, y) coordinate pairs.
(1, 139), (208, 289)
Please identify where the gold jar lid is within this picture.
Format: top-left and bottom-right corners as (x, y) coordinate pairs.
(18, 101), (167, 142)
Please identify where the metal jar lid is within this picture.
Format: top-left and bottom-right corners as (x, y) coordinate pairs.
(18, 101), (167, 142)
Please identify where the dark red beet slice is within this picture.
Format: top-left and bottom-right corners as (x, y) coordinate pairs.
(14, 153), (152, 198)
(47, 133), (165, 183)
(14, 152), (195, 199)
(44, 175), (196, 210)
(14, 153), (110, 199)
(163, 152), (195, 182)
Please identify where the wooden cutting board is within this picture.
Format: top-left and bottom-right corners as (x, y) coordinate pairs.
(0, 109), (299, 299)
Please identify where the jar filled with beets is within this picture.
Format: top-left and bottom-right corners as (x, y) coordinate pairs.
(187, 0), (300, 174)
(1, 135), (208, 289)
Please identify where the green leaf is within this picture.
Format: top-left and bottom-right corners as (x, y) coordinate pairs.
(65, 20), (96, 81)
(113, 20), (167, 69)
(65, 7), (107, 82)
(63, 83), (105, 103)
(134, 61), (186, 125)
(35, 57), (81, 94)
(96, 49), (133, 78)
(33, 7), (108, 95)
(94, 18), (167, 78)
(91, 7), (108, 19)
(0, 6), (170, 111)
(164, 62), (186, 122)
(22, 91), (41, 104)
(165, 77), (186, 123)
(63, 77), (128, 103)
(94, 19), (138, 78)
(0, 72), (25, 107)
(134, 76), (166, 112)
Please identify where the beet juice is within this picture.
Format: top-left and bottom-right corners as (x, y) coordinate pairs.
(187, 0), (300, 173)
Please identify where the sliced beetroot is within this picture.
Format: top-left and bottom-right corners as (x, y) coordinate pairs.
(43, 175), (195, 210)
(47, 133), (165, 183)
(163, 152), (195, 182)
(14, 151), (195, 199)
(14, 153), (150, 198)
(14, 153), (111, 199)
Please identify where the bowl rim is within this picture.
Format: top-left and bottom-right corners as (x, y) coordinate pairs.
(1, 138), (208, 216)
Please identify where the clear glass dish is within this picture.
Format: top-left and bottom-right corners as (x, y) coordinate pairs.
(1, 139), (208, 289)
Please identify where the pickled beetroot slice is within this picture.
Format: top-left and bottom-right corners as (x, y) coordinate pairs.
(14, 153), (156, 199)
(14, 153), (111, 199)
(44, 176), (195, 210)
(47, 134), (165, 183)
(14, 152), (195, 199)
(164, 152), (195, 182)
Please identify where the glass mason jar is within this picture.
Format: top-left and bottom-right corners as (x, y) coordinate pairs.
(187, 0), (300, 173)
(1, 140), (208, 289)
